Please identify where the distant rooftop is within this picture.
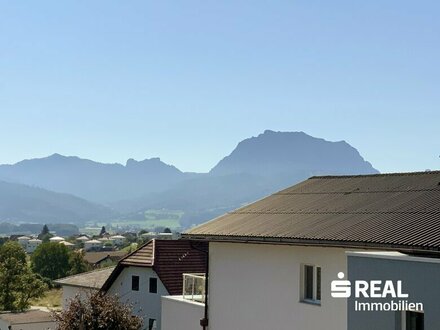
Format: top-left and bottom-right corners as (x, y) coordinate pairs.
(83, 251), (127, 264)
(54, 267), (115, 289)
(0, 309), (53, 325)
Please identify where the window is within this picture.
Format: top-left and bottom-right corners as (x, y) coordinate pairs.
(131, 275), (139, 291)
(149, 277), (158, 293)
(301, 264), (321, 304)
(148, 318), (157, 330)
(403, 311), (424, 330)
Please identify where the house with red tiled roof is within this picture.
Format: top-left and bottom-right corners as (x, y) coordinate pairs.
(101, 239), (207, 330)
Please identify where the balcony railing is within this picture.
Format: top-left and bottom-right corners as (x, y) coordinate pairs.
(182, 273), (206, 303)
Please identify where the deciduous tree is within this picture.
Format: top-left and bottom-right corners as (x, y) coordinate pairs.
(0, 242), (46, 311)
(53, 292), (143, 330)
(31, 242), (71, 280)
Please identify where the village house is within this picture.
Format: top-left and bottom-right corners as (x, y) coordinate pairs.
(54, 266), (115, 309)
(17, 236), (42, 253)
(84, 239), (103, 251)
(0, 309), (55, 330)
(101, 239), (207, 330)
(163, 171), (440, 330)
(83, 251), (127, 268)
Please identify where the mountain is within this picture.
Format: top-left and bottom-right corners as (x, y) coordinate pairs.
(0, 180), (115, 223)
(210, 130), (377, 177)
(0, 154), (190, 204)
(0, 130), (379, 227)
(117, 131), (379, 226)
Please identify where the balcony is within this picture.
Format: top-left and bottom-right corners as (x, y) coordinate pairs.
(182, 273), (206, 303)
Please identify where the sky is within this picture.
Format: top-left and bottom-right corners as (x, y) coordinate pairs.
(0, 0), (439, 173)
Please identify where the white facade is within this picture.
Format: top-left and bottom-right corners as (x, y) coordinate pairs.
(60, 285), (97, 309)
(27, 239), (42, 253)
(84, 240), (103, 251)
(207, 242), (349, 330)
(59, 240), (75, 249)
(107, 266), (168, 329)
(110, 235), (126, 245)
(18, 236), (42, 254)
(99, 237), (115, 246)
(17, 236), (30, 250)
(161, 296), (204, 330)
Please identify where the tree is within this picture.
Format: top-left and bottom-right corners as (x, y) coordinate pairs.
(99, 226), (106, 237)
(68, 250), (90, 276)
(41, 224), (50, 236)
(31, 242), (71, 280)
(38, 224), (53, 243)
(163, 227), (172, 233)
(53, 292), (143, 330)
(0, 242), (46, 311)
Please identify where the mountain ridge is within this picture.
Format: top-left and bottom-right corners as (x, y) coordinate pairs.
(0, 131), (379, 227)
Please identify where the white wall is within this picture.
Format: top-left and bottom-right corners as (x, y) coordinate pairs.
(61, 285), (97, 309)
(161, 296), (204, 330)
(208, 242), (349, 330)
(107, 266), (168, 330)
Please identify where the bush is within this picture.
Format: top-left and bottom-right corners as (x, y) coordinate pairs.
(53, 292), (143, 330)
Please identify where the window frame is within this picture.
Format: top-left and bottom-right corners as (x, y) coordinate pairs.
(148, 318), (157, 330)
(131, 275), (140, 291)
(149, 277), (158, 294)
(300, 264), (322, 306)
(401, 310), (424, 330)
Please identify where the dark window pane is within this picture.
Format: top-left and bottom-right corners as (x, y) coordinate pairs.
(406, 311), (424, 330)
(148, 318), (156, 330)
(149, 277), (158, 293)
(304, 265), (314, 300)
(132, 275), (139, 291)
(316, 267), (321, 301)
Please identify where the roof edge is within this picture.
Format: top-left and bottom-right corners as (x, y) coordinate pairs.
(181, 234), (440, 255)
(310, 170), (440, 179)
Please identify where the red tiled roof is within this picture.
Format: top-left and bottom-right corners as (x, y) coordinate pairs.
(102, 240), (207, 295)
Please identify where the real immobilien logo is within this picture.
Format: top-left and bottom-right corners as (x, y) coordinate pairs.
(331, 272), (423, 312)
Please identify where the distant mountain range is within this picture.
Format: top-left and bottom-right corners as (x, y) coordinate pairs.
(0, 130), (378, 227)
(0, 180), (114, 223)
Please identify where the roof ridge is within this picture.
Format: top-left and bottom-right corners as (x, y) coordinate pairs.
(118, 239), (154, 264)
(54, 266), (115, 283)
(310, 170), (440, 179)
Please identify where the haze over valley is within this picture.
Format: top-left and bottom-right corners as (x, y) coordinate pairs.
(0, 130), (378, 233)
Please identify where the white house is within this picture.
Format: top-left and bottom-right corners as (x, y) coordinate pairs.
(84, 239), (103, 251)
(49, 236), (65, 243)
(170, 171), (440, 330)
(59, 240), (75, 249)
(110, 235), (126, 245)
(76, 235), (89, 244)
(17, 236), (42, 253)
(98, 237), (115, 246)
(27, 238), (42, 253)
(101, 239), (207, 330)
(54, 267), (115, 309)
(17, 236), (30, 250)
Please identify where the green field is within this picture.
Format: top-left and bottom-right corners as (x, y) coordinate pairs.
(82, 209), (183, 233)
(30, 288), (62, 309)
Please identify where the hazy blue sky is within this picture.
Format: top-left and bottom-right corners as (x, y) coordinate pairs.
(0, 1), (439, 173)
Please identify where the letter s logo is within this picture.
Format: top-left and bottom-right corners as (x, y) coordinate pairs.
(331, 272), (351, 298)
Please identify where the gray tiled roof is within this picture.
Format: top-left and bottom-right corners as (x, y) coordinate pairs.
(54, 267), (115, 289)
(184, 171), (440, 253)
